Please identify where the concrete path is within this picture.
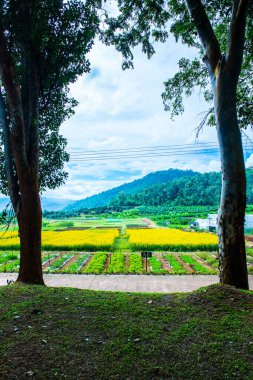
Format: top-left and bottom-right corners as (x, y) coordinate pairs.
(1, 273), (253, 292)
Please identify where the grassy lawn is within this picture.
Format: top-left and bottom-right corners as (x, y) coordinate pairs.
(0, 284), (252, 379)
(42, 217), (149, 230)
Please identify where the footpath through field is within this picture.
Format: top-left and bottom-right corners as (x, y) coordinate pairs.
(0, 273), (253, 292)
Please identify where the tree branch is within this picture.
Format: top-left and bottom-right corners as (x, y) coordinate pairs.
(184, 0), (221, 75)
(0, 26), (24, 138)
(226, 0), (249, 84)
(0, 22), (28, 172)
(195, 106), (214, 139)
(0, 88), (20, 212)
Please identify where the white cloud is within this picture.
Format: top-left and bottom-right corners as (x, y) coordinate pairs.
(45, 36), (252, 200)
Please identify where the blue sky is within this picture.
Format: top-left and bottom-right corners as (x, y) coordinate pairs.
(44, 35), (253, 200)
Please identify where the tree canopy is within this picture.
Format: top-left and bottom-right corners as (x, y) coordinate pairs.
(103, 0), (253, 129)
(0, 0), (105, 283)
(0, 0), (103, 199)
(109, 169), (253, 209)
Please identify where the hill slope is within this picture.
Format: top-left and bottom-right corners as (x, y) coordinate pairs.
(64, 169), (197, 211)
(109, 172), (220, 207)
(109, 168), (253, 208)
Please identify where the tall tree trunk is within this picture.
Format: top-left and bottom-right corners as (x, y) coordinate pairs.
(16, 176), (44, 285)
(216, 77), (249, 290)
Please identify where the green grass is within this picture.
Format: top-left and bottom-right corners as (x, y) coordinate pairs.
(42, 217), (148, 231)
(164, 254), (188, 274)
(130, 243), (218, 252)
(0, 284), (252, 380)
(113, 234), (130, 253)
(83, 253), (108, 274)
(41, 243), (113, 252)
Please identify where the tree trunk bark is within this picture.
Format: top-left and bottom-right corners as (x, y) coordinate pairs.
(216, 76), (249, 290)
(16, 176), (44, 285)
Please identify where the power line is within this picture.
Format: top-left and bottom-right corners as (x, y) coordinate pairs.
(68, 146), (253, 162)
(65, 137), (253, 162)
(68, 138), (252, 156)
(70, 149), (221, 161)
(68, 142), (221, 156)
(69, 148), (221, 160)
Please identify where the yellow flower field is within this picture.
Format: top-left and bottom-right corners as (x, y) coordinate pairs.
(0, 231), (19, 246)
(0, 229), (119, 251)
(128, 228), (218, 251)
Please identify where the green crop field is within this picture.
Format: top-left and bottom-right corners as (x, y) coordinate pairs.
(2, 250), (252, 275)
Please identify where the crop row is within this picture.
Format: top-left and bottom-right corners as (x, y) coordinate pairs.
(0, 251), (252, 275)
(0, 252), (218, 274)
(0, 228), (218, 252)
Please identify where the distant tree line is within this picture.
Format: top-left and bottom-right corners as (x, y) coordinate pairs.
(42, 169), (253, 219)
(109, 170), (253, 209)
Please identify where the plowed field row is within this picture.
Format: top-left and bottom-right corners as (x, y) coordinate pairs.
(0, 252), (253, 275)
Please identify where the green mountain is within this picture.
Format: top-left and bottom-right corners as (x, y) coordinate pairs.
(64, 168), (253, 211)
(109, 172), (221, 208)
(109, 168), (253, 208)
(64, 168), (197, 211)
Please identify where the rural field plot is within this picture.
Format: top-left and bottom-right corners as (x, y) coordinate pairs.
(82, 252), (219, 275)
(0, 250), (252, 274)
(83, 253), (108, 274)
(41, 230), (119, 251)
(128, 228), (218, 251)
(0, 226), (252, 275)
(43, 217), (149, 230)
(42, 253), (58, 265)
(0, 252), (19, 273)
(0, 232), (20, 250)
(247, 249), (253, 274)
(44, 253), (74, 273)
(61, 254), (91, 274)
(0, 229), (119, 251)
(42, 253), (91, 274)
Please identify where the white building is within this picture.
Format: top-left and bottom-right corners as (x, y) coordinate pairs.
(193, 214), (217, 230)
(192, 214), (253, 231)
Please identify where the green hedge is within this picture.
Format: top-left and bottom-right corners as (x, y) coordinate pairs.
(130, 243), (218, 252)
